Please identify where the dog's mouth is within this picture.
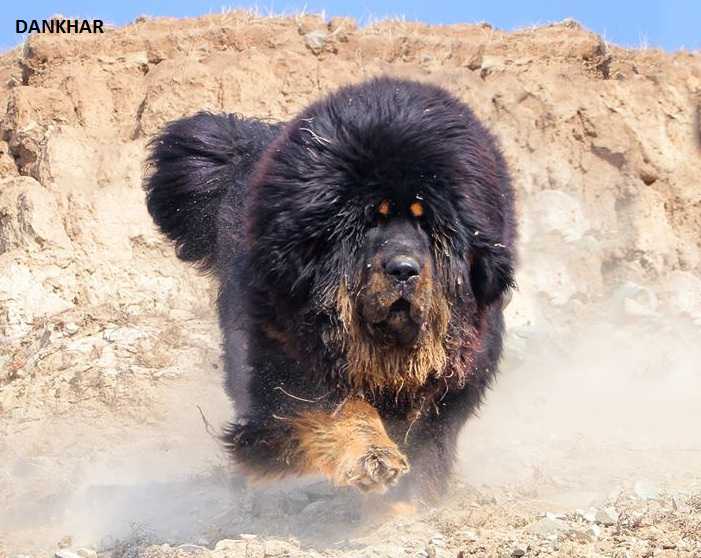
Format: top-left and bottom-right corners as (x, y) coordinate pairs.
(365, 297), (422, 346)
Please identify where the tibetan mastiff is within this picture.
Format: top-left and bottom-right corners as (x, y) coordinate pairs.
(145, 77), (516, 500)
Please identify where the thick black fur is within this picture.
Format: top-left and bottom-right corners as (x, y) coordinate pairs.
(145, 112), (281, 270)
(145, 77), (516, 500)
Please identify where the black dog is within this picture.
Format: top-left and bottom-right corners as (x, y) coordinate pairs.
(145, 77), (516, 500)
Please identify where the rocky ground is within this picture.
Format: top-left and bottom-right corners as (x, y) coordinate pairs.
(1, 11), (701, 558)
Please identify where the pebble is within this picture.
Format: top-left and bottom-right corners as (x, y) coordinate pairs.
(480, 55), (505, 71)
(214, 539), (247, 552)
(579, 524), (603, 542)
(672, 496), (692, 513)
(263, 540), (299, 557)
(239, 534), (257, 541)
(478, 494), (498, 505)
(575, 508), (597, 523)
(633, 479), (658, 501)
(607, 486), (624, 502)
(76, 550), (97, 558)
(425, 544), (452, 558)
(527, 517), (570, 538)
(595, 507), (619, 526)
(304, 30), (327, 53)
(511, 545), (527, 557)
(55, 552), (81, 558)
(460, 529), (479, 542)
(64, 322), (80, 335)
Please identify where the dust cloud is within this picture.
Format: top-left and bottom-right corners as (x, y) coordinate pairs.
(461, 287), (701, 497)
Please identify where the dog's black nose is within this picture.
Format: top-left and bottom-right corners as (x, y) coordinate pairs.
(385, 255), (420, 282)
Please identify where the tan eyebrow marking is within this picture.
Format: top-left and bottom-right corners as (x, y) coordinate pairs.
(409, 201), (424, 218)
(378, 199), (391, 216)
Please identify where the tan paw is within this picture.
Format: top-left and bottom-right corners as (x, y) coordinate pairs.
(340, 445), (410, 494)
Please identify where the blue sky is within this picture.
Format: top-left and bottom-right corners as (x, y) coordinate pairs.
(2, 0), (700, 53)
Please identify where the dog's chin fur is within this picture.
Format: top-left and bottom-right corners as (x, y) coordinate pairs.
(336, 282), (453, 393)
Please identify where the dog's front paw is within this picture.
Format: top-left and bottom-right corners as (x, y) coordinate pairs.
(339, 445), (409, 494)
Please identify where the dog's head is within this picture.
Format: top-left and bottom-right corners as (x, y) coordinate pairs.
(247, 77), (515, 391)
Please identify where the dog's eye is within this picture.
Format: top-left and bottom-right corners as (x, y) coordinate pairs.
(409, 201), (424, 218)
(378, 199), (391, 217)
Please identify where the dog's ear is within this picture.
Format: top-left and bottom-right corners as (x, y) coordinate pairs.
(470, 248), (515, 308)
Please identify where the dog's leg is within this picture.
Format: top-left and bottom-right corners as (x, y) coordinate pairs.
(226, 399), (409, 493)
(292, 399), (409, 493)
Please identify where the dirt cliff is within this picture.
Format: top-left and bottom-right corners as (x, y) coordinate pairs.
(1, 12), (701, 558)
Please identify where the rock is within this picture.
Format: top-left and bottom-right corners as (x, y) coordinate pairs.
(294, 14), (325, 34)
(460, 529), (479, 542)
(466, 46), (485, 70)
(612, 282), (659, 317)
(360, 544), (411, 558)
(575, 508), (597, 523)
(560, 17), (581, 29)
(327, 17), (356, 40)
(672, 496), (691, 513)
(480, 55), (505, 71)
(328, 16), (357, 33)
(75, 550), (97, 558)
(594, 507), (619, 526)
(138, 58), (220, 137)
(0, 261), (73, 340)
(214, 539), (245, 549)
(527, 517), (571, 539)
(510, 545), (527, 557)
(263, 540), (299, 557)
(64, 322), (80, 335)
(527, 190), (590, 242)
(0, 140), (17, 176)
(633, 479), (659, 501)
(425, 543), (452, 558)
(304, 30), (327, 54)
(0, 176), (71, 254)
(607, 486), (624, 503)
(55, 552), (81, 558)
(477, 493), (498, 505)
(658, 271), (701, 321)
(212, 539), (248, 558)
(174, 545), (210, 555)
(586, 525), (602, 539)
(615, 186), (678, 275)
(6, 86), (77, 132)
